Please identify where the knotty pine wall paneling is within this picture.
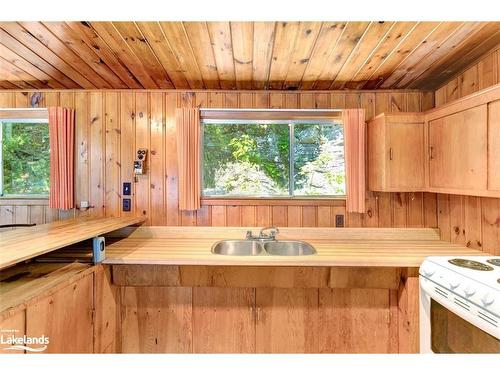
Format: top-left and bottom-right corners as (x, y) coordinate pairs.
(0, 90), (437, 232)
(434, 46), (500, 255)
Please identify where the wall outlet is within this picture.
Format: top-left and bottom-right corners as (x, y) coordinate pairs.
(335, 214), (344, 227)
(80, 201), (89, 209)
(123, 198), (131, 212)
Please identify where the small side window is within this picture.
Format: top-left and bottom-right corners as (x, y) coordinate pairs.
(0, 119), (50, 196)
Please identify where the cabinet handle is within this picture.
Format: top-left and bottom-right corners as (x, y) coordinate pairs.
(429, 146), (434, 160)
(256, 307), (261, 322)
(389, 148), (393, 161)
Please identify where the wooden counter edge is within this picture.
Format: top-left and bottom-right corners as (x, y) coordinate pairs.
(0, 216), (146, 270)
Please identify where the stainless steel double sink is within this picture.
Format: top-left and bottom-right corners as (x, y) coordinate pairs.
(211, 239), (316, 256)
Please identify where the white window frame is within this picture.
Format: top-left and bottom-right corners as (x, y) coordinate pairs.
(201, 118), (345, 199)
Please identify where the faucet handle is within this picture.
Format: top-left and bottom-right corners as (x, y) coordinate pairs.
(259, 226), (279, 239)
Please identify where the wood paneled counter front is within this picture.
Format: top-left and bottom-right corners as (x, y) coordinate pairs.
(104, 226), (486, 267)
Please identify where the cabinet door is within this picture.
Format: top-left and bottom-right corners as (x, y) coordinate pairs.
(256, 288), (318, 353)
(0, 310), (25, 354)
(26, 274), (93, 353)
(318, 288), (397, 353)
(120, 286), (192, 353)
(193, 287), (255, 353)
(488, 100), (500, 191)
(387, 122), (425, 190)
(429, 105), (487, 191)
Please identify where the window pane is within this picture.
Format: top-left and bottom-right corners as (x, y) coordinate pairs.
(293, 123), (345, 196)
(203, 123), (290, 196)
(1, 122), (50, 195)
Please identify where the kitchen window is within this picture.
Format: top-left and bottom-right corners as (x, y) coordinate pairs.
(0, 118), (50, 196)
(202, 118), (345, 198)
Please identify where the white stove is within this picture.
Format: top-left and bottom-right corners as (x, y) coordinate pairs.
(419, 255), (500, 353)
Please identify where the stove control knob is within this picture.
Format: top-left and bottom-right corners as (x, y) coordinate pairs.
(481, 294), (494, 307)
(463, 286), (476, 297)
(421, 267), (435, 278)
(449, 279), (460, 290)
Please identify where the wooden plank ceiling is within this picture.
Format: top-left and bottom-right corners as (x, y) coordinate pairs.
(0, 21), (499, 91)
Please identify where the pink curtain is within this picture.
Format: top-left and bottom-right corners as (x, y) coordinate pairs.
(48, 107), (75, 210)
(176, 107), (201, 211)
(343, 109), (366, 213)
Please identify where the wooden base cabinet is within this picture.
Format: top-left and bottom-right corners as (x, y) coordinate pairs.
(192, 288), (255, 353)
(112, 265), (420, 354)
(318, 289), (398, 353)
(0, 310), (26, 354)
(256, 288), (318, 353)
(368, 113), (425, 192)
(121, 287), (192, 353)
(26, 273), (94, 354)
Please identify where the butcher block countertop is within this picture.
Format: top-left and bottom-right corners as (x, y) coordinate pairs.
(0, 216), (145, 270)
(103, 227), (487, 267)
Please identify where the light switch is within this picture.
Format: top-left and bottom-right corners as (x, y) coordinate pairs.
(123, 182), (132, 196)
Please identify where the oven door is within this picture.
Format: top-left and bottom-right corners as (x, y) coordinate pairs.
(420, 276), (500, 353)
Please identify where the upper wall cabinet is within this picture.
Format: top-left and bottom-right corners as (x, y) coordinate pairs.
(488, 100), (500, 191)
(425, 84), (500, 198)
(368, 113), (425, 192)
(368, 84), (500, 198)
(428, 105), (488, 191)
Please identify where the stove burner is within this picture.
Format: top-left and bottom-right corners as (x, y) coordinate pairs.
(486, 258), (500, 267)
(448, 258), (494, 271)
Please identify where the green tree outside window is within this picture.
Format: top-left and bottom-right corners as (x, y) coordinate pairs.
(1, 121), (50, 195)
(202, 121), (345, 197)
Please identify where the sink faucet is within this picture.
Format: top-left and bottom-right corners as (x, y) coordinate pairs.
(246, 227), (280, 241)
